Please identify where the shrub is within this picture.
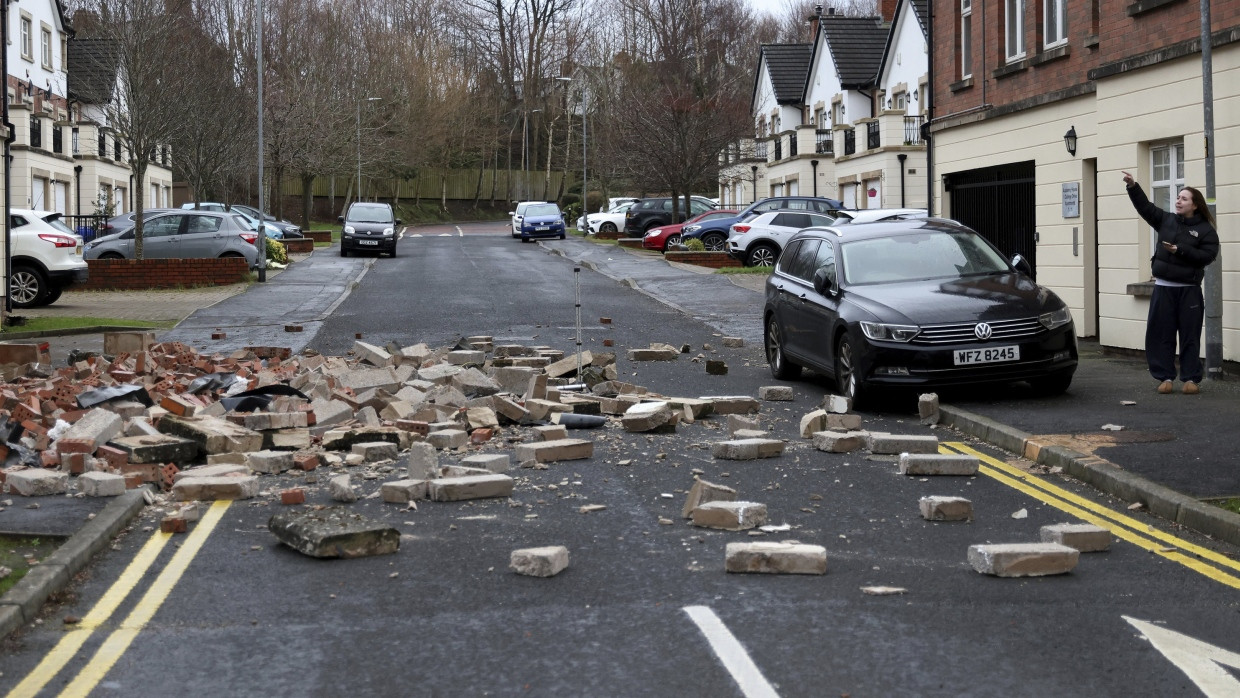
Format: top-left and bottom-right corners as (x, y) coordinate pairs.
(266, 238), (288, 265)
(684, 238), (706, 252)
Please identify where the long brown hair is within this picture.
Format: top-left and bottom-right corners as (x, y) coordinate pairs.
(1182, 186), (1216, 227)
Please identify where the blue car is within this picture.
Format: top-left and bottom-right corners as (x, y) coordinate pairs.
(682, 196), (845, 251)
(516, 203), (567, 242)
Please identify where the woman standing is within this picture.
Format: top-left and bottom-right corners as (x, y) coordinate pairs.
(1122, 171), (1219, 394)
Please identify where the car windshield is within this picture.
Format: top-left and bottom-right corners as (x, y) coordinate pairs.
(526, 204), (560, 217)
(841, 231), (1010, 285)
(43, 217), (76, 235)
(349, 205), (393, 223)
(608, 203), (633, 213)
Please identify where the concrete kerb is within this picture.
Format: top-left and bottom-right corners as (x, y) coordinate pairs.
(540, 242), (698, 316)
(0, 325), (163, 341)
(0, 487), (149, 641)
(940, 404), (1240, 547)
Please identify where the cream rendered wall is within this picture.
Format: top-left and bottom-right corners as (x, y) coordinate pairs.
(806, 42), (843, 123)
(879, 1), (928, 115)
(1095, 47), (1238, 361)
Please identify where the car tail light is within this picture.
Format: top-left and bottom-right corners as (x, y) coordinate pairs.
(732, 225), (751, 234)
(38, 234), (78, 248)
(239, 232), (259, 244)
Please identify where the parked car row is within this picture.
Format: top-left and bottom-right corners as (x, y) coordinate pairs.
(85, 210), (264, 268)
(181, 202), (303, 239)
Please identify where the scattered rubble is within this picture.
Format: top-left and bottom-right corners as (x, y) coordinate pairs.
(510, 545), (569, 577)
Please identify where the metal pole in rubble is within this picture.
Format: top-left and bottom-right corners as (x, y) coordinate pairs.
(1200, 0), (1221, 378)
(575, 267), (582, 379)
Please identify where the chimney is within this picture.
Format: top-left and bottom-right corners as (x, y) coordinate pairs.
(881, 0), (898, 23)
(808, 4), (824, 40)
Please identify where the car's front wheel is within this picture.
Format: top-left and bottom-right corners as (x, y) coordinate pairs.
(340, 246), (349, 257)
(701, 232), (726, 251)
(747, 243), (778, 267)
(664, 234), (681, 250)
(1031, 369), (1074, 396)
(38, 287), (63, 307)
(765, 316), (802, 380)
(600, 222), (617, 234)
(9, 265), (47, 308)
(835, 334), (860, 401)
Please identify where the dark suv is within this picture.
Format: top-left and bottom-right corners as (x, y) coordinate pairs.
(683, 196), (844, 251)
(340, 202), (401, 257)
(623, 196), (717, 235)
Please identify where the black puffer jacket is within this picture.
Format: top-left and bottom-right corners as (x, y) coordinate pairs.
(1128, 183), (1219, 285)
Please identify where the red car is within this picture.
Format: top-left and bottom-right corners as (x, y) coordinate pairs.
(642, 209), (739, 251)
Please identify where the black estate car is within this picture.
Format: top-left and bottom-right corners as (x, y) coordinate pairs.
(763, 218), (1078, 401)
(623, 196), (716, 235)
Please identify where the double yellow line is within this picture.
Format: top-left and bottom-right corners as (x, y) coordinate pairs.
(942, 442), (1240, 590)
(8, 501), (230, 698)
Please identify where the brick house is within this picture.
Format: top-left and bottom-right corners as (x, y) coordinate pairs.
(928, 0), (1237, 358)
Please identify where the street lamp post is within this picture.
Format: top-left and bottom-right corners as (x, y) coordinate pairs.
(255, 0), (265, 282)
(357, 97), (381, 203)
(751, 165), (759, 205)
(556, 76), (586, 217)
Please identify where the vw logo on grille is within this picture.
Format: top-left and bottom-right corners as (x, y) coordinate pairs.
(974, 323), (993, 340)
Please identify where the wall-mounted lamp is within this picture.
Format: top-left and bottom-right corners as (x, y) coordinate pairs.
(886, 99), (892, 108)
(1064, 125), (1077, 157)
(912, 89), (919, 101)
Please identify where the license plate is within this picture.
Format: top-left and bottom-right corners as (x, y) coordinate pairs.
(536, 226), (549, 231)
(954, 345), (1019, 365)
(359, 240), (378, 246)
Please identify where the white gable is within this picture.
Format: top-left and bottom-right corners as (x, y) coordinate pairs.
(877, 0), (929, 112)
(6, 0), (69, 99)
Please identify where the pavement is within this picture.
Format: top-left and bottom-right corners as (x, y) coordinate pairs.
(1, 234), (1238, 641)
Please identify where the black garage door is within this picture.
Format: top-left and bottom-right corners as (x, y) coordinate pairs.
(944, 161), (1036, 278)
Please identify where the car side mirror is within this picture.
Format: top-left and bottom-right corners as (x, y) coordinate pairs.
(812, 266), (837, 296)
(395, 219), (403, 226)
(337, 216), (345, 223)
(507, 211), (515, 217)
(1011, 254), (1032, 277)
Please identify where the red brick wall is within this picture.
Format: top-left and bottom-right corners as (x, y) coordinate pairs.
(932, 0), (1239, 122)
(664, 252), (742, 268)
(82, 258), (249, 290)
(306, 231), (333, 244)
(282, 238), (315, 254)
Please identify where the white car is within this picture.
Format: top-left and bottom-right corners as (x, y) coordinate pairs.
(509, 201), (547, 239)
(8, 209), (89, 308)
(585, 202), (636, 235)
(829, 208), (927, 225)
(726, 209), (837, 267)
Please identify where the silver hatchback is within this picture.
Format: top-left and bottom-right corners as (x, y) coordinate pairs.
(84, 211), (261, 267)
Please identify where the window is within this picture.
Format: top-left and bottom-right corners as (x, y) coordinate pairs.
(98, 132), (107, 158)
(1045, 0), (1067, 47)
(895, 91), (907, 111)
(20, 16), (31, 61)
(29, 117), (40, 148)
(960, 0), (973, 79)
(52, 124), (62, 153)
(1149, 142), (1185, 252)
(40, 27), (51, 69)
(61, 37), (67, 69)
(786, 239), (822, 281)
(1005, 0), (1026, 61)
(72, 127), (79, 155)
(831, 102), (845, 125)
(114, 137), (122, 161)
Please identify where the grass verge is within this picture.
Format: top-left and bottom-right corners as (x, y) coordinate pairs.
(1209, 498), (1240, 515)
(0, 535), (65, 596)
(716, 266), (772, 275)
(2, 317), (171, 333)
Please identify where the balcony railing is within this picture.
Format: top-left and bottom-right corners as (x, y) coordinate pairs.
(774, 139), (782, 161)
(866, 121), (880, 150)
(815, 130), (833, 155)
(789, 134), (797, 157)
(904, 115), (925, 145)
(843, 128), (856, 156)
(754, 141), (768, 159)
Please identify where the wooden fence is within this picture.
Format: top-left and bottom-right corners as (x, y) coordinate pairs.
(280, 168), (571, 203)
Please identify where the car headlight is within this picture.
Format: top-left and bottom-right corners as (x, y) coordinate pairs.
(683, 225), (701, 234)
(860, 322), (921, 342)
(344, 225), (355, 234)
(1039, 306), (1073, 330)
(383, 227), (394, 236)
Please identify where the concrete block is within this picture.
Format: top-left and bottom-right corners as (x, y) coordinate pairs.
(812, 431), (865, 453)
(514, 439), (594, 463)
(264, 428), (312, 451)
(545, 351), (592, 378)
(175, 463), (249, 481)
(461, 454), (510, 473)
(967, 543), (1080, 577)
(108, 434), (199, 464)
(726, 414), (761, 435)
(381, 479), (430, 503)
(666, 398), (713, 419)
(733, 429), (768, 439)
(1040, 523), (1112, 552)
(524, 399), (572, 422)
(78, 471), (126, 497)
(534, 425), (568, 441)
(429, 474), (515, 501)
(453, 368), (501, 398)
(159, 415), (263, 455)
(340, 366), (403, 392)
(427, 429), (468, 450)
(446, 349), (486, 366)
(898, 453), (979, 476)
(310, 399), (354, 427)
(524, 373), (548, 400)
(61, 408), (124, 452)
(918, 393), (940, 425)
(246, 450), (295, 474)
(825, 413), (863, 431)
(622, 401), (674, 432)
(353, 340), (393, 366)
(352, 441), (400, 462)
(103, 331), (155, 356)
(725, 542), (827, 575)
(700, 396), (760, 415)
(268, 507), (399, 558)
(172, 475), (260, 501)
(681, 478), (738, 518)
(758, 386), (794, 401)
(406, 442), (439, 479)
(711, 438), (785, 460)
(465, 407), (499, 430)
(823, 394), (852, 414)
(869, 433), (940, 455)
(7, 469), (69, 496)
(244, 411), (309, 431)
(329, 474), (358, 502)
(919, 496), (974, 521)
(627, 347), (678, 361)
(721, 337), (744, 347)
(799, 410), (828, 438)
(510, 545), (569, 577)
(691, 501), (768, 530)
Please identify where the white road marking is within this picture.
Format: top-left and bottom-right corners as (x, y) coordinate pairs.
(456, 226), (463, 236)
(683, 606), (780, 698)
(1125, 616), (1240, 697)
(438, 233), (452, 237)
(409, 233), (423, 238)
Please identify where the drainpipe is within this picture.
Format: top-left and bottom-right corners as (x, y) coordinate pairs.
(3, 0), (13, 317)
(73, 165), (82, 216)
(925, 0), (934, 216)
(897, 153), (907, 207)
(811, 160), (819, 197)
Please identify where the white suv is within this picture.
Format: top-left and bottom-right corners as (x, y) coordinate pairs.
(8, 209), (89, 308)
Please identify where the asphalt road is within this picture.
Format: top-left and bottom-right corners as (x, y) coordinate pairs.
(3, 223), (1239, 697)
